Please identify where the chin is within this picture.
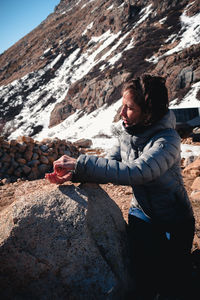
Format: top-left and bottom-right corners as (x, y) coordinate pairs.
(122, 120), (129, 126)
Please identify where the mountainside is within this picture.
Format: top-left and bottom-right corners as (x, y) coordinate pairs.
(0, 0), (200, 143)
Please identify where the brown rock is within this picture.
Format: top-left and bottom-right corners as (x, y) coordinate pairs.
(28, 160), (40, 168)
(1, 162), (10, 173)
(40, 151), (49, 156)
(47, 155), (56, 163)
(9, 147), (17, 154)
(16, 136), (25, 143)
(17, 143), (27, 153)
(1, 178), (10, 185)
(21, 165), (31, 175)
(11, 159), (19, 169)
(1, 141), (10, 149)
(41, 138), (53, 145)
(15, 152), (22, 160)
(17, 158), (27, 165)
(33, 146), (42, 155)
(32, 152), (39, 160)
(26, 144), (34, 152)
(191, 177), (200, 191)
(24, 150), (33, 161)
(7, 166), (14, 175)
(183, 155), (198, 168)
(17, 136), (34, 144)
(9, 140), (17, 146)
(47, 147), (54, 154)
(39, 144), (48, 152)
(190, 191), (200, 201)
(51, 152), (58, 161)
(40, 156), (49, 164)
(38, 164), (51, 174)
(49, 101), (76, 128)
(27, 167), (39, 180)
(63, 149), (72, 156)
(14, 167), (22, 177)
(58, 146), (65, 155)
(112, 73), (123, 87)
(0, 153), (11, 163)
(73, 138), (92, 148)
(183, 159), (200, 178)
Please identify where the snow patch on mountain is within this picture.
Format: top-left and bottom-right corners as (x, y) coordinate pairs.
(35, 98), (123, 149)
(137, 4), (153, 25)
(145, 9), (200, 64)
(169, 82), (200, 108)
(82, 22), (93, 35)
(1, 27), (130, 139)
(165, 11), (200, 56)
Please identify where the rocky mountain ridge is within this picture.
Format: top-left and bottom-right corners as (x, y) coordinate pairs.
(0, 0), (200, 140)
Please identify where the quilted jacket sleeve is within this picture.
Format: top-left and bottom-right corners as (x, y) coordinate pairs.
(106, 138), (122, 161)
(72, 131), (181, 186)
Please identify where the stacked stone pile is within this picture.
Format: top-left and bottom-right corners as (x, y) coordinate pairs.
(0, 136), (79, 184)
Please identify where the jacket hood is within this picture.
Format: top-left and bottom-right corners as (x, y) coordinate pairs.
(153, 109), (176, 131)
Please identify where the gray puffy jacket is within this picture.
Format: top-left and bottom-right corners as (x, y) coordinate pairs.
(73, 110), (193, 223)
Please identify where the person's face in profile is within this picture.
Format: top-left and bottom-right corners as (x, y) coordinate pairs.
(120, 90), (144, 127)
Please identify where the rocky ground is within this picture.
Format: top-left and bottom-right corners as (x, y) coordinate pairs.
(1, 137), (200, 255)
(1, 144), (200, 298)
(0, 162), (200, 249)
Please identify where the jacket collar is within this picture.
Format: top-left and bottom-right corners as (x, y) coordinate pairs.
(123, 110), (176, 145)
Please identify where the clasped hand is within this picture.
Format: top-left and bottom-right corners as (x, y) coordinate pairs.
(45, 155), (77, 184)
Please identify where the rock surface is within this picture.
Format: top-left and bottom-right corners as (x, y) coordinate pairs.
(0, 183), (130, 300)
(183, 158), (200, 177)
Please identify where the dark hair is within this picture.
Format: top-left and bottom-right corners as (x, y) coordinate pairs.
(122, 74), (169, 125)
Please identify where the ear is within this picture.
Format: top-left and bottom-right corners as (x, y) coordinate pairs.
(143, 112), (151, 125)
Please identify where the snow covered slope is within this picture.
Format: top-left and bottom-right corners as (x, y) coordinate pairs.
(0, 0), (199, 147)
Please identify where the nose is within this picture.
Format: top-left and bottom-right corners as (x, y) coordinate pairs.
(120, 105), (126, 117)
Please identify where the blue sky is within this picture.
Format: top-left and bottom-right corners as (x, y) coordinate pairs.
(0, 0), (60, 54)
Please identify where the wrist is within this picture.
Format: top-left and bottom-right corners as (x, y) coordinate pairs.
(73, 159), (77, 172)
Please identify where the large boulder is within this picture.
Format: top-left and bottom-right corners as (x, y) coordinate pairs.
(0, 182), (131, 299)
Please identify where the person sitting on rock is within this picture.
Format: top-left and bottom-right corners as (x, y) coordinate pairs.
(46, 74), (195, 300)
